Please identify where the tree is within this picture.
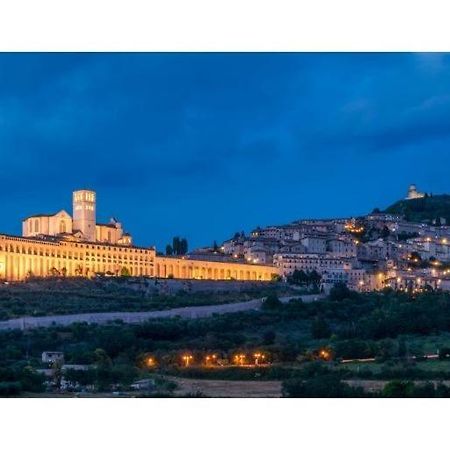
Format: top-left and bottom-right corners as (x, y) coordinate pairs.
(377, 339), (396, 361)
(309, 270), (322, 286)
(170, 237), (188, 255)
(120, 267), (130, 277)
(213, 240), (219, 252)
(311, 317), (331, 339)
(94, 349), (112, 369)
(291, 269), (308, 285)
(64, 368), (96, 388)
(0, 382), (22, 397)
(51, 359), (64, 389)
(439, 347), (450, 360)
(328, 282), (355, 302)
(173, 237), (180, 255)
(20, 367), (45, 393)
(262, 330), (276, 345)
(282, 374), (363, 398)
(180, 238), (188, 255)
(382, 380), (416, 398)
(397, 337), (407, 358)
(261, 294), (282, 310)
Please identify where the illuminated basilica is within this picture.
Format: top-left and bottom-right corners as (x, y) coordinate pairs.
(0, 190), (278, 282)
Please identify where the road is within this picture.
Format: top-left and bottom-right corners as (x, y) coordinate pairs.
(0, 293), (324, 331)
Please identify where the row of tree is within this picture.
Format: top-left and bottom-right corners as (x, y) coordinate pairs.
(288, 269), (321, 287)
(166, 236), (188, 256)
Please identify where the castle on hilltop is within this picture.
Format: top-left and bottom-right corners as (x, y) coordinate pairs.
(406, 184), (426, 200)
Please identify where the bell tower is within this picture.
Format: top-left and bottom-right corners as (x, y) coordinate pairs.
(72, 189), (96, 242)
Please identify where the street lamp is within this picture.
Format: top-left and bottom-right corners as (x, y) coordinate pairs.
(182, 354), (193, 367)
(253, 352), (267, 366)
(205, 354), (217, 366)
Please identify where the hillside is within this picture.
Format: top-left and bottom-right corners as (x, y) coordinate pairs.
(384, 194), (450, 224)
(0, 278), (286, 320)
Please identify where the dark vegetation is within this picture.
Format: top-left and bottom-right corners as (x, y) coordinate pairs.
(384, 194), (450, 224)
(0, 278), (285, 320)
(3, 283), (450, 396)
(165, 236), (188, 256)
(287, 269), (321, 290)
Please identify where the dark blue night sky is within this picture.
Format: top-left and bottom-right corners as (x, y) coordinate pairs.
(1, 53), (449, 250)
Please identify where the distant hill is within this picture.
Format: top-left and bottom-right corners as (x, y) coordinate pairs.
(383, 194), (450, 224)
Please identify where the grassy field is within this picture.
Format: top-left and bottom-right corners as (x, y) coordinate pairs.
(169, 376), (282, 398)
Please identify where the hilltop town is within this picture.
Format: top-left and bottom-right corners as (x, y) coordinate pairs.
(208, 184), (450, 294)
(2, 185), (450, 297)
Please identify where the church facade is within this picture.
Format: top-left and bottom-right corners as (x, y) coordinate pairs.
(22, 190), (132, 246)
(0, 190), (278, 282)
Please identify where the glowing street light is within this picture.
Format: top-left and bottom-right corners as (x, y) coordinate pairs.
(205, 354), (217, 366)
(146, 356), (156, 368)
(182, 354), (193, 367)
(253, 352), (266, 366)
(234, 354), (246, 366)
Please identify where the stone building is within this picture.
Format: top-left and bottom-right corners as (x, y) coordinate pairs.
(273, 252), (353, 276)
(23, 189), (132, 246)
(0, 189), (278, 282)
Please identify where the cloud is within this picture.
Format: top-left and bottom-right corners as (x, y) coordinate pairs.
(1, 53), (450, 247)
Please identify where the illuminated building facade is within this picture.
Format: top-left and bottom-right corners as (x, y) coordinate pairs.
(406, 184), (425, 200)
(155, 256), (276, 281)
(0, 190), (278, 282)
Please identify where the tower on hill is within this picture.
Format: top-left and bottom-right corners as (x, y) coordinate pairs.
(72, 189), (96, 242)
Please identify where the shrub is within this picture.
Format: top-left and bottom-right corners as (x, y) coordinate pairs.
(282, 374), (364, 398)
(261, 294), (282, 310)
(0, 381), (22, 397)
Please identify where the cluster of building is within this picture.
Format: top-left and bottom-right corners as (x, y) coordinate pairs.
(0, 189), (277, 282)
(2, 184), (450, 293)
(221, 185), (450, 293)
